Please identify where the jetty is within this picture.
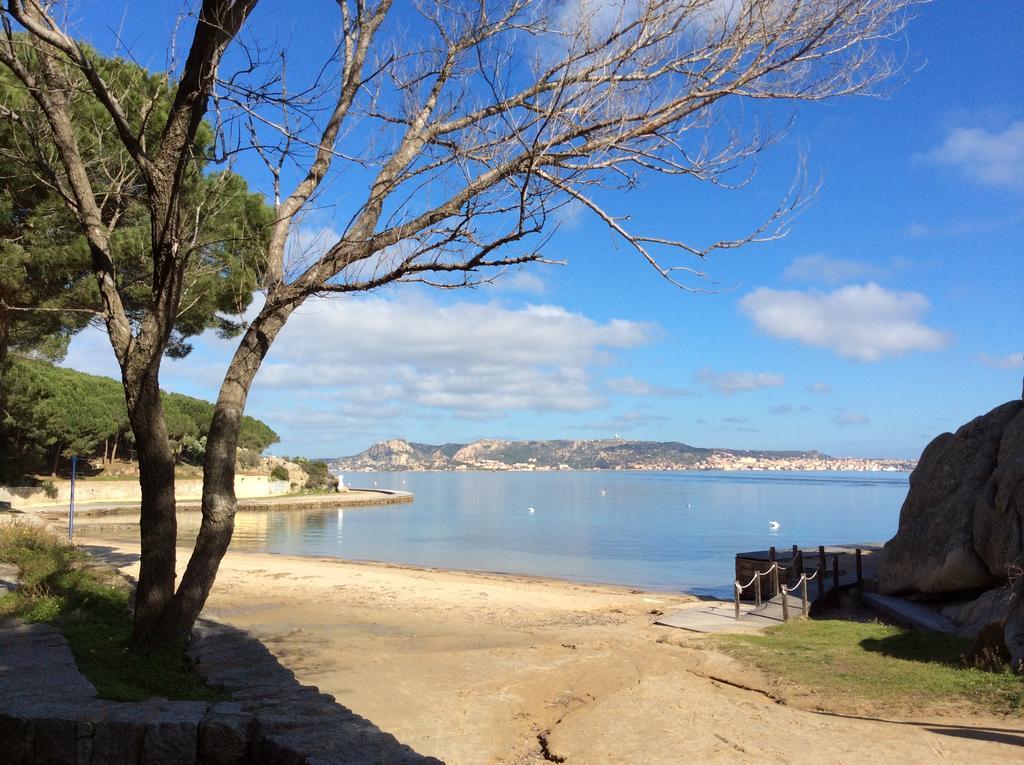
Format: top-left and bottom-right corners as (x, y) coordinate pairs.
(656, 543), (883, 633)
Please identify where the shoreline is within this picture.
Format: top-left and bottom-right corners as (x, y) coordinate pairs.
(82, 537), (687, 600)
(76, 532), (709, 600)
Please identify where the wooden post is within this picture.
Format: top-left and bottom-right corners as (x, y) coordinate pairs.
(832, 554), (840, 592)
(734, 582), (741, 620)
(769, 546), (776, 563)
(856, 548), (863, 590)
(755, 574), (762, 608)
(794, 549), (803, 576)
(771, 562), (779, 598)
(816, 562), (825, 602)
(801, 577), (809, 616)
(781, 585), (789, 621)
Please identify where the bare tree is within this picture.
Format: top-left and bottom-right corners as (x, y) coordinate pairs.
(0, 0), (919, 647)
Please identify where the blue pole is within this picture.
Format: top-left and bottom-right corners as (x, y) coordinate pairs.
(68, 455), (77, 542)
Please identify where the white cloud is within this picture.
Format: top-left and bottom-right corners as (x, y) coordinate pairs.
(783, 255), (879, 285)
(693, 368), (785, 395)
(607, 375), (693, 397)
(60, 326), (121, 379)
(582, 410), (670, 432)
(739, 283), (950, 362)
(253, 294), (656, 420)
(920, 120), (1024, 188)
(977, 352), (1023, 370)
(482, 270), (548, 295)
(805, 382), (832, 394)
(833, 410), (869, 426)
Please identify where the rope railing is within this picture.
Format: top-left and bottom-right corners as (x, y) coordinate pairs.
(733, 557), (827, 621)
(734, 561), (791, 617)
(732, 547), (866, 621)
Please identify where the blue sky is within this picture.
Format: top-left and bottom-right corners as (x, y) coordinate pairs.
(61, 1), (1023, 459)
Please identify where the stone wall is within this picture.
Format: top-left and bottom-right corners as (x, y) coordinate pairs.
(0, 616), (440, 765)
(0, 476), (291, 508)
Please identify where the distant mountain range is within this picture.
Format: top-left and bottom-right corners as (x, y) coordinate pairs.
(330, 438), (916, 473)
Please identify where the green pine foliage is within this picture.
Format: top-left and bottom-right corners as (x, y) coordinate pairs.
(0, 41), (273, 365)
(0, 359), (278, 480)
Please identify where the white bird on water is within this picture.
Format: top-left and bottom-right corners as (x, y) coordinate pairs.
(600, 490), (607, 496)
(528, 507), (536, 514)
(768, 521), (780, 530)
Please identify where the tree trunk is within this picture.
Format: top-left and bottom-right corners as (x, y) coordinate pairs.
(111, 435), (119, 464)
(153, 302), (297, 644)
(124, 362), (179, 643)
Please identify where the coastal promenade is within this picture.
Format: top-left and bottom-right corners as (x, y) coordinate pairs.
(11, 488), (413, 528)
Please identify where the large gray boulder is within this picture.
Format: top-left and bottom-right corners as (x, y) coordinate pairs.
(879, 400), (1024, 595)
(879, 399), (1024, 670)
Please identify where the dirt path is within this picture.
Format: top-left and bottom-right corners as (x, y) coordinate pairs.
(83, 539), (1024, 764)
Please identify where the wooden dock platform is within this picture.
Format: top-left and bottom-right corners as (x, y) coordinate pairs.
(656, 543), (883, 634)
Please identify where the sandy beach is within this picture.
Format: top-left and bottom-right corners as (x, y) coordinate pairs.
(78, 538), (1024, 764)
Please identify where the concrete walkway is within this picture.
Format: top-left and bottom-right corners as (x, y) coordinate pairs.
(862, 592), (957, 633)
(656, 590), (811, 634)
(23, 488), (413, 522)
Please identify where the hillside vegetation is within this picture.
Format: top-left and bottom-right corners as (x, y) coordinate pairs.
(0, 359), (278, 482)
(333, 437), (843, 471)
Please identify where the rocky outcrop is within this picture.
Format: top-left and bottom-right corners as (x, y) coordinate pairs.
(879, 400), (1024, 596)
(258, 456), (308, 488)
(878, 399), (1024, 671)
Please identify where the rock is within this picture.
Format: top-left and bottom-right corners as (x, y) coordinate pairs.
(942, 585), (1013, 637)
(0, 562), (19, 592)
(259, 456), (309, 489)
(0, 713), (33, 764)
(198, 702), (253, 765)
(92, 704), (149, 764)
(960, 621), (1011, 671)
(30, 713), (79, 765)
(1006, 572), (1024, 673)
(140, 700), (208, 765)
(879, 400), (1024, 595)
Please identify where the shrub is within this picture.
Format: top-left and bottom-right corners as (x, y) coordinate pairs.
(178, 435), (207, 465)
(236, 448), (262, 470)
(41, 480), (58, 499)
(301, 460), (337, 491)
(270, 465), (289, 482)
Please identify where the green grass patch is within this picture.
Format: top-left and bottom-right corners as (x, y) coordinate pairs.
(713, 618), (1024, 715)
(0, 523), (224, 702)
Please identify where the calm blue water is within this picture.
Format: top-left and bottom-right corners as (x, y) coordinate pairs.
(209, 470), (908, 598)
